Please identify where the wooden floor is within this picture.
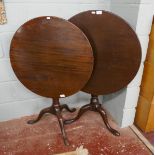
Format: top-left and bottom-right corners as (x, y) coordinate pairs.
(142, 131), (154, 146)
(0, 110), (152, 155)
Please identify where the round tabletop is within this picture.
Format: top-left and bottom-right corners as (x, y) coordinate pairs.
(69, 10), (141, 95)
(10, 16), (93, 98)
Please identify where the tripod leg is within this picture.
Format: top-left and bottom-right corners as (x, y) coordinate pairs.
(64, 104), (91, 124)
(61, 104), (76, 113)
(56, 111), (69, 146)
(27, 106), (52, 124)
(97, 106), (120, 136)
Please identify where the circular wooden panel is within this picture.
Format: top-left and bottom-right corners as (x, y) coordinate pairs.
(69, 11), (141, 95)
(10, 16), (93, 98)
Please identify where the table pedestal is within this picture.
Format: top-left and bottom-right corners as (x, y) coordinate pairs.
(27, 99), (76, 146)
(64, 94), (120, 136)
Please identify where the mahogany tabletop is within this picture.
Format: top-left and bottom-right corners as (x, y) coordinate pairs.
(10, 16), (93, 98)
(69, 10), (141, 95)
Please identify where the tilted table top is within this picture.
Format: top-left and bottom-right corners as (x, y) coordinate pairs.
(10, 16), (93, 98)
(69, 10), (141, 95)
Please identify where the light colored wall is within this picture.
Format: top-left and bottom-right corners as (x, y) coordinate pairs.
(0, 0), (153, 128)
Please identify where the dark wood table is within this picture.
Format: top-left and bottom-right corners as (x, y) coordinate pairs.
(10, 16), (93, 145)
(65, 10), (141, 136)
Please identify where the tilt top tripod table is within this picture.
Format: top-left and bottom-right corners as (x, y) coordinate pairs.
(10, 16), (94, 145)
(65, 10), (141, 136)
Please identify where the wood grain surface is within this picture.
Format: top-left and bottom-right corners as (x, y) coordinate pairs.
(69, 10), (141, 95)
(10, 16), (93, 98)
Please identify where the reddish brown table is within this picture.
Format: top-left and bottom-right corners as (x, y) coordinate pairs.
(65, 10), (141, 136)
(10, 16), (93, 145)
